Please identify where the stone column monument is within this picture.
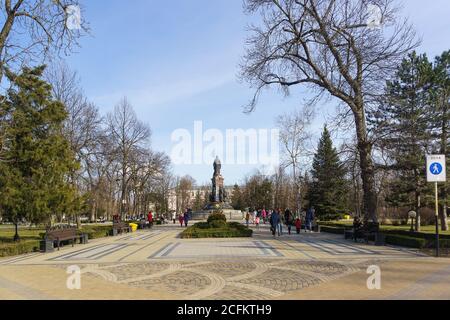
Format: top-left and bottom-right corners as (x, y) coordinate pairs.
(191, 156), (243, 220)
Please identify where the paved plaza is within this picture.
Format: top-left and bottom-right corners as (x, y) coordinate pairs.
(1, 223), (450, 300)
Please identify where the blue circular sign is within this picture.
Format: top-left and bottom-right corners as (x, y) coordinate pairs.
(430, 162), (443, 175)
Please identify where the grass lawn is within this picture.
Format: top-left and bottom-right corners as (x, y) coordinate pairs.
(0, 224), (113, 257)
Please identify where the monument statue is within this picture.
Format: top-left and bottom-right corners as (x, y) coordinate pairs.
(205, 156), (231, 209)
(189, 156), (241, 220)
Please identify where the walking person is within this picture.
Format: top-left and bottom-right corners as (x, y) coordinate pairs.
(147, 211), (153, 228)
(295, 217), (302, 234)
(245, 211), (250, 227)
(255, 215), (260, 230)
(277, 209), (283, 236)
(306, 207), (315, 232)
(183, 209), (190, 227)
(178, 213), (184, 227)
(261, 209), (267, 224)
(284, 209), (293, 235)
(269, 210), (280, 238)
(172, 212), (177, 224)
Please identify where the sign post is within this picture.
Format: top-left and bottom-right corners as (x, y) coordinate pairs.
(426, 155), (446, 258)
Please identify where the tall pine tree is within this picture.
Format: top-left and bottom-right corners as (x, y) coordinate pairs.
(430, 51), (450, 231)
(370, 52), (434, 231)
(308, 126), (348, 220)
(0, 66), (79, 240)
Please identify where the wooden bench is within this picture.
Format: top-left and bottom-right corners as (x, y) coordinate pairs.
(43, 225), (87, 252)
(112, 220), (131, 236)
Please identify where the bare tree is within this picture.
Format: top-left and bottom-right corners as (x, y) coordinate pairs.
(45, 61), (102, 224)
(0, 0), (88, 81)
(176, 175), (196, 213)
(241, 0), (418, 222)
(107, 98), (151, 219)
(276, 107), (313, 214)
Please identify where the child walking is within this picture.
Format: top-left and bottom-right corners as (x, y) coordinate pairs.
(295, 218), (302, 234)
(255, 216), (260, 230)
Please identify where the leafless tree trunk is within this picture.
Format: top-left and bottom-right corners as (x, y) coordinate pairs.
(276, 107), (312, 214)
(240, 0), (418, 222)
(107, 98), (151, 220)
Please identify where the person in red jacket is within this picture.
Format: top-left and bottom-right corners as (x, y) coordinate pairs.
(178, 213), (184, 227)
(295, 217), (302, 234)
(147, 211), (153, 227)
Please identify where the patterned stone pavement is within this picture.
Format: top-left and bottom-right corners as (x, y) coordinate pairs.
(0, 223), (449, 300)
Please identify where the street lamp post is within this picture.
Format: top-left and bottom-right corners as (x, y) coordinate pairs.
(408, 210), (417, 232)
(122, 199), (127, 221)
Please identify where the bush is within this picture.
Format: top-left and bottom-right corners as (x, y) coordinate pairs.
(207, 212), (227, 224)
(382, 229), (450, 241)
(79, 225), (112, 239)
(319, 213), (343, 221)
(180, 221), (252, 239)
(194, 222), (211, 229)
(424, 239), (450, 249)
(209, 220), (227, 228)
(320, 226), (345, 234)
(0, 240), (40, 257)
(385, 235), (426, 249)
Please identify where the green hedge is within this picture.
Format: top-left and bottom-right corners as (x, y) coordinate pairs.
(382, 229), (450, 240)
(0, 225), (114, 258)
(207, 213), (227, 224)
(0, 240), (40, 257)
(80, 225), (113, 239)
(181, 222), (252, 239)
(385, 235), (426, 249)
(424, 239), (450, 249)
(320, 226), (345, 234)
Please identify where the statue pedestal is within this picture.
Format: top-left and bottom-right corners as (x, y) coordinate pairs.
(190, 209), (244, 221)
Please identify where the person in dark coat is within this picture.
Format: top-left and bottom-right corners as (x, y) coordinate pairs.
(183, 210), (190, 227)
(306, 207), (315, 232)
(284, 209), (293, 235)
(270, 210), (281, 237)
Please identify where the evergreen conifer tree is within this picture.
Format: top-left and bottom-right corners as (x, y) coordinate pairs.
(308, 126), (348, 220)
(0, 66), (79, 240)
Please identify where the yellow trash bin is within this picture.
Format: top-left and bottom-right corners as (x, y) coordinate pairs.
(129, 223), (138, 232)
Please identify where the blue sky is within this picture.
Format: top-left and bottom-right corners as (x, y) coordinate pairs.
(66, 0), (450, 185)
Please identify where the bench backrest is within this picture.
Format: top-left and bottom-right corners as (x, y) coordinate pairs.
(46, 225), (78, 240)
(113, 221), (129, 229)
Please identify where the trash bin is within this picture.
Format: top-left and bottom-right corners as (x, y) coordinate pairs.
(129, 223), (138, 232)
(40, 239), (54, 253)
(81, 233), (89, 244)
(375, 233), (386, 246)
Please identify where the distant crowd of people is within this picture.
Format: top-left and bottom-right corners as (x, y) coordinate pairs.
(119, 209), (193, 229)
(122, 207), (316, 236)
(245, 207), (316, 238)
